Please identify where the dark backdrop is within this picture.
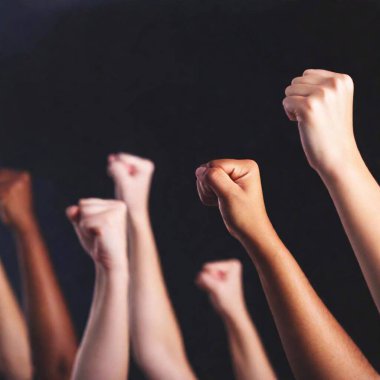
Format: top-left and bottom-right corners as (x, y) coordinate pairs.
(0, 0), (379, 378)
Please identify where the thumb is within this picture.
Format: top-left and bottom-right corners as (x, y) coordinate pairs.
(203, 167), (237, 200)
(196, 271), (219, 293)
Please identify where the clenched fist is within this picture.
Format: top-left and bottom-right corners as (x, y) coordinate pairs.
(108, 153), (154, 215)
(66, 199), (127, 270)
(283, 69), (359, 175)
(0, 169), (34, 230)
(195, 159), (270, 241)
(196, 259), (245, 317)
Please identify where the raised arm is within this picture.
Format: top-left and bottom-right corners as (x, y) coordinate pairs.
(0, 170), (77, 380)
(67, 199), (129, 380)
(196, 259), (277, 380)
(108, 153), (197, 380)
(0, 260), (33, 380)
(283, 69), (380, 311)
(196, 159), (379, 380)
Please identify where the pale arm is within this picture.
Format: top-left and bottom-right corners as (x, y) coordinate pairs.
(222, 306), (277, 380)
(128, 214), (197, 380)
(71, 266), (129, 380)
(108, 153), (196, 380)
(319, 152), (380, 312)
(0, 260), (33, 380)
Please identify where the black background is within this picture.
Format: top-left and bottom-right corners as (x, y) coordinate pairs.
(1, 0), (379, 378)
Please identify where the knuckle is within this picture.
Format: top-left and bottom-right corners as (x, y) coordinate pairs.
(304, 96), (318, 111)
(205, 167), (221, 183)
(291, 77), (300, 85)
(316, 87), (327, 99)
(327, 76), (340, 90)
(246, 159), (259, 172)
(229, 258), (241, 268)
(340, 73), (354, 88)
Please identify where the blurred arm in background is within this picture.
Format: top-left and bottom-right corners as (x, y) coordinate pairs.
(196, 159), (379, 380)
(0, 170), (77, 380)
(67, 199), (129, 380)
(108, 153), (197, 380)
(0, 259), (33, 380)
(283, 69), (380, 312)
(196, 259), (277, 380)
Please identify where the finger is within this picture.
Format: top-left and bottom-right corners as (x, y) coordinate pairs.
(196, 166), (218, 206)
(117, 153), (154, 173)
(285, 84), (319, 97)
(202, 167), (238, 200)
(196, 177), (218, 206)
(207, 159), (258, 189)
(291, 75), (325, 86)
(203, 259), (240, 272)
(79, 204), (111, 215)
(115, 153), (145, 171)
(282, 96), (309, 123)
(196, 272), (217, 291)
(303, 68), (337, 77)
(108, 160), (128, 179)
(66, 206), (80, 223)
(79, 218), (102, 236)
(79, 198), (108, 206)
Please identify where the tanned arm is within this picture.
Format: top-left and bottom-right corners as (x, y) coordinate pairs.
(0, 170), (76, 380)
(108, 153), (197, 380)
(196, 159), (379, 380)
(283, 68), (380, 312)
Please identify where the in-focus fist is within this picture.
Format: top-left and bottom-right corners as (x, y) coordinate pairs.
(196, 159), (269, 241)
(108, 153), (154, 215)
(283, 69), (358, 175)
(0, 169), (34, 229)
(196, 259), (245, 317)
(66, 199), (127, 270)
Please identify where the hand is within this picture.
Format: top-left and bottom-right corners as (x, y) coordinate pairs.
(66, 199), (128, 271)
(108, 153), (154, 216)
(196, 259), (245, 317)
(283, 69), (359, 175)
(0, 169), (35, 230)
(195, 159), (270, 241)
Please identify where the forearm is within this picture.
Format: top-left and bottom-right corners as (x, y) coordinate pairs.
(128, 213), (196, 380)
(222, 307), (276, 380)
(71, 266), (129, 380)
(0, 263), (33, 380)
(13, 218), (76, 379)
(240, 227), (378, 380)
(319, 151), (380, 311)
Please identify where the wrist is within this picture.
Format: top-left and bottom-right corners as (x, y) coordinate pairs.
(316, 145), (363, 180)
(95, 261), (129, 281)
(220, 304), (251, 327)
(318, 149), (367, 186)
(128, 209), (150, 227)
(9, 214), (38, 235)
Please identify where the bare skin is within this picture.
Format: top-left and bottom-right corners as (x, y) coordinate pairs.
(67, 199), (129, 380)
(196, 259), (277, 380)
(283, 68), (380, 312)
(108, 153), (197, 380)
(196, 159), (379, 380)
(0, 260), (33, 380)
(0, 170), (77, 380)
